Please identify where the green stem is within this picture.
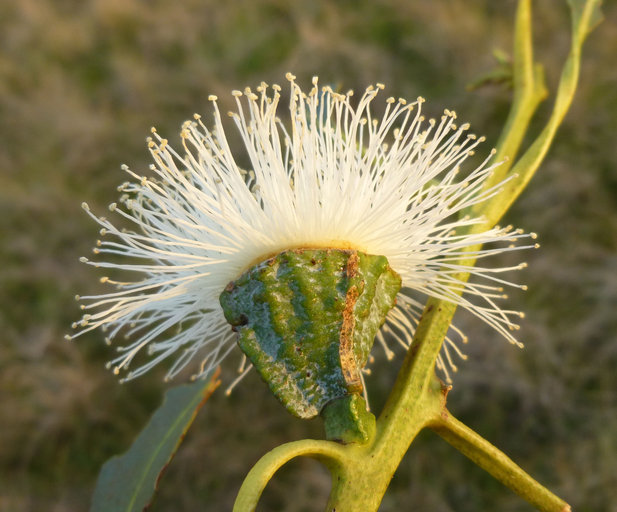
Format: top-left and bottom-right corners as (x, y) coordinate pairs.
(411, 0), (551, 376)
(233, 375), (447, 512)
(431, 411), (571, 512)
(479, 0), (602, 226)
(487, 0), (547, 183)
(325, 335), (452, 511)
(408, 0), (601, 387)
(233, 440), (346, 512)
(324, 405), (436, 512)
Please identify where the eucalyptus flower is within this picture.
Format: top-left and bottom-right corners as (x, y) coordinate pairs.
(69, 74), (535, 387)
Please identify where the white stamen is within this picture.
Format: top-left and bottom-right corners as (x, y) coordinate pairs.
(74, 76), (533, 385)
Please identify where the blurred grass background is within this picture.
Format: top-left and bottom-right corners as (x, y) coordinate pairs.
(1, 0), (616, 510)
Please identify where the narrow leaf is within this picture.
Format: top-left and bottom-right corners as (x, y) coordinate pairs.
(91, 369), (221, 512)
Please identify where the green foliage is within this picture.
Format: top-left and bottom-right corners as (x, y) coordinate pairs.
(91, 374), (219, 512)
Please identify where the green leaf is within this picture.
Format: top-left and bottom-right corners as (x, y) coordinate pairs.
(466, 49), (513, 92)
(91, 370), (220, 512)
(466, 67), (513, 91)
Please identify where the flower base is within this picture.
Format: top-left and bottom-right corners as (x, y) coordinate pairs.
(220, 249), (401, 440)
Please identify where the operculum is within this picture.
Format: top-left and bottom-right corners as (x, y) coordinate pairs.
(219, 248), (401, 443)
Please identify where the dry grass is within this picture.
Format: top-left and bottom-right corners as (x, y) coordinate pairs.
(1, 1), (616, 510)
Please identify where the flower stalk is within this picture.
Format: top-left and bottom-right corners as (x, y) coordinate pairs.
(432, 413), (571, 512)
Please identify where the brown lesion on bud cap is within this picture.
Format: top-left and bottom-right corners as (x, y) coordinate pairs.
(339, 252), (363, 394)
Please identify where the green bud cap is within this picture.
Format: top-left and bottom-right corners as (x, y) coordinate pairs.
(219, 249), (401, 421)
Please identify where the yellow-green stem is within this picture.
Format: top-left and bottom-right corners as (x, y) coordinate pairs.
(431, 412), (571, 512)
(485, 0), (547, 185)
